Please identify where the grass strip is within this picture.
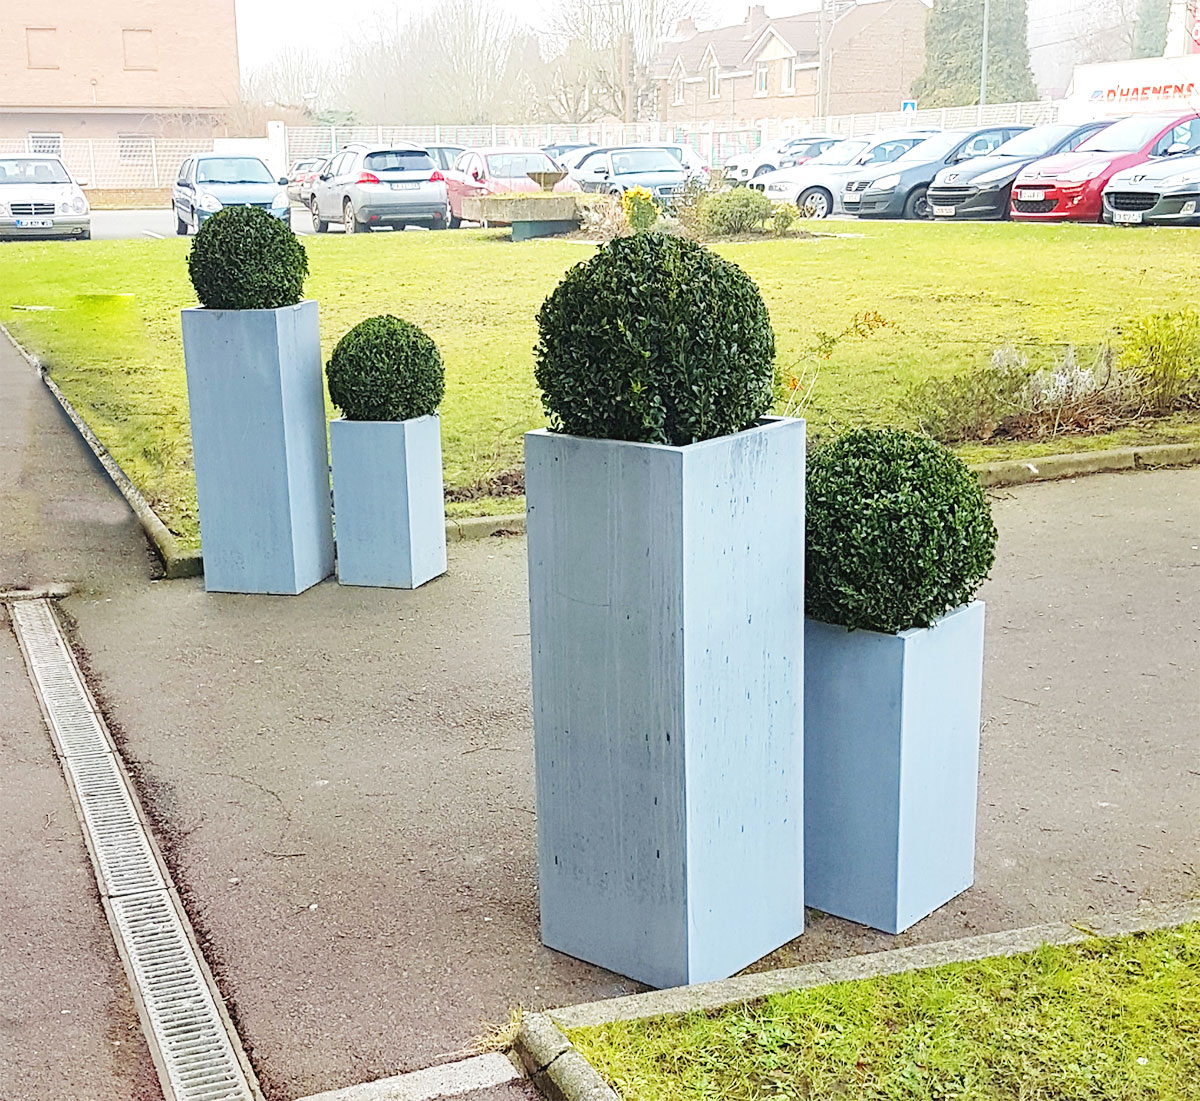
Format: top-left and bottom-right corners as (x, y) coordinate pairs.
(570, 923), (1200, 1100)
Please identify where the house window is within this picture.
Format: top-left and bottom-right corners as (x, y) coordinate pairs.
(122, 28), (157, 71)
(26, 27), (59, 69)
(708, 64), (719, 99)
(28, 132), (63, 155)
(674, 76), (685, 105)
(755, 62), (769, 96)
(782, 58), (796, 94)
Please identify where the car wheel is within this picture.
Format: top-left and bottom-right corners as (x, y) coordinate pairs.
(343, 199), (360, 233)
(174, 210), (188, 236)
(311, 200), (328, 233)
(607, 186), (622, 197)
(449, 211), (462, 229)
(753, 165), (773, 177)
(430, 219), (446, 230)
(798, 187), (832, 219)
(904, 187), (931, 220)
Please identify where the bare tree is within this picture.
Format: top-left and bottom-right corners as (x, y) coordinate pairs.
(243, 46), (336, 114)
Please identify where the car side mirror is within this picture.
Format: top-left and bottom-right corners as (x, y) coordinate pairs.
(277, 176), (288, 186)
(319, 173), (331, 181)
(75, 178), (90, 188)
(1165, 142), (1189, 156)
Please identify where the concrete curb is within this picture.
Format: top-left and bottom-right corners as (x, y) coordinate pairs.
(550, 897), (1200, 1032)
(513, 1013), (619, 1101)
(292, 1052), (521, 1101)
(973, 441), (1200, 487)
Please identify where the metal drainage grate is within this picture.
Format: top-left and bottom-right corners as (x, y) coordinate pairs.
(10, 599), (113, 759)
(111, 892), (255, 1101)
(65, 752), (168, 897)
(7, 598), (261, 1101)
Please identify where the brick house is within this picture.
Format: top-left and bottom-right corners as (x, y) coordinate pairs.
(0, 0), (240, 145)
(652, 1), (929, 124)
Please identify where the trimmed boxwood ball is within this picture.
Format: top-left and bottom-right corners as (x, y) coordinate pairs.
(187, 205), (308, 311)
(806, 428), (998, 634)
(326, 314), (445, 422)
(535, 233), (775, 445)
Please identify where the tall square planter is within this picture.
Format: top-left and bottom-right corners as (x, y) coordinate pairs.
(329, 415), (447, 589)
(804, 601), (986, 934)
(181, 301), (333, 594)
(526, 417), (806, 989)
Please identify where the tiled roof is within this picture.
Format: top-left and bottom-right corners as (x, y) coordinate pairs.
(651, 11), (822, 79)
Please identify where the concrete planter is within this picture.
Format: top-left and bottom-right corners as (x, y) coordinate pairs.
(329, 415), (447, 589)
(526, 417), (806, 989)
(181, 301), (333, 594)
(804, 601), (986, 934)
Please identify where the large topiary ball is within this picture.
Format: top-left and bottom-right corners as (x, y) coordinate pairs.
(806, 428), (997, 634)
(535, 233), (775, 445)
(187, 205), (308, 311)
(326, 315), (445, 422)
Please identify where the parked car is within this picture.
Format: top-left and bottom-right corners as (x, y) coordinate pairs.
(1012, 112), (1200, 222)
(425, 144), (466, 171)
(568, 146), (690, 200)
(445, 147), (580, 227)
(0, 153), (90, 240)
(654, 143), (710, 179)
(544, 142), (596, 166)
(753, 131), (939, 218)
(285, 157), (322, 203)
(173, 154), (290, 235)
(723, 135), (842, 182)
(928, 120), (1115, 220)
(845, 126), (1028, 219)
(296, 156), (329, 206)
(310, 144), (448, 232)
(1103, 148), (1200, 225)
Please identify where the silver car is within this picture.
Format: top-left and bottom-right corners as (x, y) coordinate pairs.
(0, 154), (90, 240)
(310, 144), (449, 232)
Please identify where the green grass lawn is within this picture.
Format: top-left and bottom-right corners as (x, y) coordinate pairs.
(2, 222), (1199, 550)
(570, 924), (1200, 1101)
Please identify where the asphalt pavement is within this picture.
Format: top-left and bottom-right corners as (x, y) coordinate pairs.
(2, 333), (1198, 1099)
(88, 206), (424, 240)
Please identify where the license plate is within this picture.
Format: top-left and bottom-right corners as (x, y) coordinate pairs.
(1017, 189), (1045, 202)
(843, 193), (860, 204)
(932, 205), (956, 217)
(1113, 209), (1143, 224)
(391, 182), (419, 191)
(15, 218), (53, 228)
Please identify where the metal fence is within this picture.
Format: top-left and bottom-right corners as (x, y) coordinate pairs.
(0, 100), (1060, 189)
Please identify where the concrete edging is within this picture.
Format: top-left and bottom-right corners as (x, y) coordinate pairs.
(973, 442), (1200, 487)
(513, 1013), (620, 1101)
(549, 898), (1200, 1032)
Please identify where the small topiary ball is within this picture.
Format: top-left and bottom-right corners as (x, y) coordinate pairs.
(187, 205), (308, 311)
(326, 315), (445, 422)
(535, 233), (775, 445)
(806, 428), (997, 634)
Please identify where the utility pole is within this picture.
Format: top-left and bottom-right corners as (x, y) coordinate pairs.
(978, 0), (991, 106)
(817, 0), (827, 119)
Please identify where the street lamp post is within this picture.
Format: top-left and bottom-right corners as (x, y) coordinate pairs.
(979, 0), (991, 107)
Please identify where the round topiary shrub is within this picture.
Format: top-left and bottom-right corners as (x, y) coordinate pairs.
(806, 428), (997, 634)
(187, 205), (308, 311)
(535, 233), (775, 445)
(326, 315), (445, 422)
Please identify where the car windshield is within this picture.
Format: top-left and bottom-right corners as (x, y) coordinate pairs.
(1079, 115), (1177, 152)
(196, 157), (274, 184)
(365, 150), (435, 171)
(487, 152), (559, 177)
(810, 140), (868, 166)
(992, 124), (1076, 157)
(0, 158), (71, 184)
(883, 131), (968, 167)
(611, 149), (679, 173)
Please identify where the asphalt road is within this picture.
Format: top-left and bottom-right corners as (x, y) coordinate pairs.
(89, 206), (428, 240)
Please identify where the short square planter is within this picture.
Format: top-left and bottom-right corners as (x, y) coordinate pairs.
(181, 300), (334, 595)
(526, 417), (806, 989)
(804, 601), (986, 934)
(329, 415), (447, 589)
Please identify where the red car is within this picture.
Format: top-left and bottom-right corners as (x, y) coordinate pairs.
(445, 147), (580, 227)
(1011, 112), (1200, 222)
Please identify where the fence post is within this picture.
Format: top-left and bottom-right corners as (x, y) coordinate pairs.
(330, 126), (337, 152)
(150, 137), (159, 187)
(491, 123), (498, 144)
(87, 140), (97, 189)
(378, 125), (383, 142)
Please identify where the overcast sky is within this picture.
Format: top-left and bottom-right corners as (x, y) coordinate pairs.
(233, 0), (815, 72)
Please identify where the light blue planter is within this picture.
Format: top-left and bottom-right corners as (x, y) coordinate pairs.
(526, 417), (806, 989)
(181, 301), (334, 595)
(329, 415), (447, 589)
(804, 601), (986, 934)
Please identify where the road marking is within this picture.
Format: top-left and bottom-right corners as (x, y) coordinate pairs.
(142, 230), (165, 239)
(293, 1052), (521, 1101)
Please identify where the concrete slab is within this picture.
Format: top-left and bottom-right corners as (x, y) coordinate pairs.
(0, 615), (160, 1101)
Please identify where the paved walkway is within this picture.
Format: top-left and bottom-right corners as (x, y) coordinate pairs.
(2, 335), (1198, 1099)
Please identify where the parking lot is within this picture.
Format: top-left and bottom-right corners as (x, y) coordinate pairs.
(86, 206), (421, 241)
